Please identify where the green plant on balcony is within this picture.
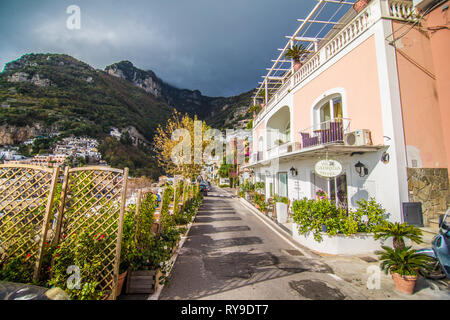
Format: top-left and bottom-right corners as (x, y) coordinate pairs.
(285, 44), (310, 71)
(275, 139), (285, 146)
(257, 90), (272, 104)
(249, 104), (262, 115)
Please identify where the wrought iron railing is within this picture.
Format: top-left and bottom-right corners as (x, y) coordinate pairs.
(299, 118), (351, 148)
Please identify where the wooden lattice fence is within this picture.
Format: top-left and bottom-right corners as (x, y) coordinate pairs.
(0, 164), (60, 282)
(54, 166), (128, 299)
(0, 164), (129, 299)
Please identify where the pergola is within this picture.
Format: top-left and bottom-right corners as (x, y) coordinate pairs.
(252, 0), (357, 105)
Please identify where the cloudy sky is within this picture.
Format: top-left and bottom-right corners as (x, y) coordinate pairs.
(0, 0), (345, 97)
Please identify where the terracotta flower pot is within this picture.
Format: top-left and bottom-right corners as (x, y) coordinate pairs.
(391, 272), (418, 295)
(293, 62), (303, 72)
(353, 0), (370, 13)
(116, 270), (128, 297)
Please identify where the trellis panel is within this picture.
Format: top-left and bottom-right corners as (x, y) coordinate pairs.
(0, 164), (59, 281)
(56, 166), (128, 299)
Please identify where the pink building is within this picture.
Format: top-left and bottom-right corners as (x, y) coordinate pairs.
(245, 0), (449, 229)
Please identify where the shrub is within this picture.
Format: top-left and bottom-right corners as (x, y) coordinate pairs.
(254, 193), (267, 212)
(0, 256), (34, 284)
(373, 222), (423, 249)
(274, 194), (289, 204)
(49, 230), (110, 300)
(376, 246), (433, 276)
(292, 197), (388, 242)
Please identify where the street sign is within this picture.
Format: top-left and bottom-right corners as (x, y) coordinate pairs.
(314, 159), (342, 178)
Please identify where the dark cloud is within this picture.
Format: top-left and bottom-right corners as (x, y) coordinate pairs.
(0, 0), (315, 96)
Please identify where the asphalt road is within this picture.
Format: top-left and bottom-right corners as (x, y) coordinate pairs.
(160, 186), (358, 300)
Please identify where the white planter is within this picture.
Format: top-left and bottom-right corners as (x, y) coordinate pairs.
(276, 202), (288, 223)
(291, 223), (393, 255)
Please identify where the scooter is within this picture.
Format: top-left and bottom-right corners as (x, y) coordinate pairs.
(417, 209), (450, 280)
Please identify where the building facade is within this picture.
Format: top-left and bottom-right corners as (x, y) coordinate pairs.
(245, 0), (449, 227)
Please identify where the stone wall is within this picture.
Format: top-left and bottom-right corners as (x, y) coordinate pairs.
(407, 168), (449, 225)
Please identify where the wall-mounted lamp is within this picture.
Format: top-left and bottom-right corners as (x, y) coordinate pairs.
(381, 152), (390, 164)
(355, 161), (368, 177)
(290, 166), (298, 176)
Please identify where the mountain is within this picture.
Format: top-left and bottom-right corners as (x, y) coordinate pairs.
(0, 54), (174, 143)
(105, 60), (253, 128)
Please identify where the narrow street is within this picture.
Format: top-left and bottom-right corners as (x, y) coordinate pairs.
(160, 187), (368, 300)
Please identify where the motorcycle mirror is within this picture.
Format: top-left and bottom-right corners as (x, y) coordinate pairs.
(439, 210), (449, 231)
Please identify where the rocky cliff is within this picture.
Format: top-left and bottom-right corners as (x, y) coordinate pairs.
(104, 60), (253, 125)
(0, 124), (41, 145)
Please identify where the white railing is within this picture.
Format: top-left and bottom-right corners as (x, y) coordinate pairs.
(388, 0), (419, 21)
(254, 0), (417, 127)
(265, 141), (302, 160)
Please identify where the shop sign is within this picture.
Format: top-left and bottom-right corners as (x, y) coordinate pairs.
(314, 159), (342, 178)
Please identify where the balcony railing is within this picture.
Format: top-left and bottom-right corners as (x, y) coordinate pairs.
(253, 0), (418, 127)
(299, 118), (351, 149)
(250, 151), (263, 164)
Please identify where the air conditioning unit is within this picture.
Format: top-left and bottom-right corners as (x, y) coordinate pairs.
(344, 130), (372, 146)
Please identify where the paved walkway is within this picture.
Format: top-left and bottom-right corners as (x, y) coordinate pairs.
(160, 187), (449, 300)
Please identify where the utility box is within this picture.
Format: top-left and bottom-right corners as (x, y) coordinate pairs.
(402, 202), (424, 227)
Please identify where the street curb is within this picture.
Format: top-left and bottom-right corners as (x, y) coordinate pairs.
(147, 217), (196, 300)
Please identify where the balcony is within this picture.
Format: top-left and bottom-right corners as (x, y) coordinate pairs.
(299, 118), (351, 149)
(253, 0), (418, 127)
(267, 141), (302, 159)
(250, 151), (263, 164)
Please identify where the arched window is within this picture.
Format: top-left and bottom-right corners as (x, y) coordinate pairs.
(318, 95), (343, 125)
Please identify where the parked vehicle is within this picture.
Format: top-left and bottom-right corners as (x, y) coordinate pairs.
(199, 183), (208, 196)
(417, 209), (450, 280)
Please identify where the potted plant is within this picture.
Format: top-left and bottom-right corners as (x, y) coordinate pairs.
(284, 44), (310, 72)
(373, 221), (423, 249)
(376, 246), (433, 294)
(257, 89), (271, 106)
(274, 195), (289, 224)
(353, 0), (371, 13)
(249, 104), (262, 116)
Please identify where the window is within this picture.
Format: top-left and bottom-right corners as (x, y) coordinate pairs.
(318, 95), (343, 125)
(277, 172), (288, 198)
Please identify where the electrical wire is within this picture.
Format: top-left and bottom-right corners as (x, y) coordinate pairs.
(386, 0), (448, 45)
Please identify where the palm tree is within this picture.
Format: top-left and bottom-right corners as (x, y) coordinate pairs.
(376, 246), (433, 276)
(284, 44), (310, 71)
(373, 222), (423, 250)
